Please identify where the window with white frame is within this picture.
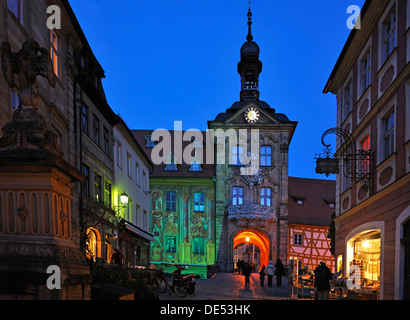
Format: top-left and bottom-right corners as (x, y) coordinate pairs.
(382, 109), (395, 159)
(232, 187), (244, 205)
(360, 49), (371, 96)
(142, 171), (147, 192)
(92, 114), (100, 145)
(194, 192), (205, 212)
(135, 162), (140, 185)
(103, 127), (109, 154)
(117, 142), (122, 168)
(343, 79), (353, 120)
(81, 104), (89, 134)
(127, 153), (132, 177)
(382, 3), (397, 63)
(260, 146), (272, 166)
(260, 187), (272, 206)
(232, 145), (244, 165)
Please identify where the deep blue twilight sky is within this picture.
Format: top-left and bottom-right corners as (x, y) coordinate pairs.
(69, 0), (365, 180)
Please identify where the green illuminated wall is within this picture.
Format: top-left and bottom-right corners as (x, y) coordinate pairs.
(150, 178), (215, 268)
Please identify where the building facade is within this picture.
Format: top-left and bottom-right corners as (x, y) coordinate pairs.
(323, 0), (410, 300)
(288, 177), (336, 273)
(0, 0), (92, 299)
(208, 8), (297, 272)
(132, 130), (216, 278)
(113, 117), (154, 267)
(0, 0), (154, 299)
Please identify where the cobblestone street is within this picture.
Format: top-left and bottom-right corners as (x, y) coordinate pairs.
(159, 273), (312, 300)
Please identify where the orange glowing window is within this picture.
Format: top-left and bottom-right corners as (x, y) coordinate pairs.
(50, 30), (60, 77)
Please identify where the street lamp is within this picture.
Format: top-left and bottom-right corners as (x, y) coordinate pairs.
(120, 192), (129, 206)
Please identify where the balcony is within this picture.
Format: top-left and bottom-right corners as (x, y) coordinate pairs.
(227, 203), (277, 228)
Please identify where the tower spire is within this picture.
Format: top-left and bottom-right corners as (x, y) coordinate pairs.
(238, 3), (262, 101)
(247, 2), (253, 42)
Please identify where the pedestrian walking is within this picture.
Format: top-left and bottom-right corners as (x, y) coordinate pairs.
(110, 248), (124, 265)
(259, 265), (266, 287)
(266, 261), (276, 287)
(242, 259), (252, 286)
(237, 259), (243, 274)
(314, 261), (333, 300)
(275, 259), (284, 287)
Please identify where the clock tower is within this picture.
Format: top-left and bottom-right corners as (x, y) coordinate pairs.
(208, 6), (298, 272)
(238, 7), (263, 102)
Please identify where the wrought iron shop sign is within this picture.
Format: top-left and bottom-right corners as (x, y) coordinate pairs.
(315, 127), (374, 194)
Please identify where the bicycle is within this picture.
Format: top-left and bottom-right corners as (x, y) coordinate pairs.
(152, 264), (188, 297)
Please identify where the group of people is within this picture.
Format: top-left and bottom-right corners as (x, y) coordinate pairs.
(236, 259), (285, 288)
(237, 258), (333, 300)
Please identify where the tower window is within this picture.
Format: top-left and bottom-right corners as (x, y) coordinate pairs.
(260, 146), (272, 166)
(260, 187), (272, 206)
(232, 187), (244, 205)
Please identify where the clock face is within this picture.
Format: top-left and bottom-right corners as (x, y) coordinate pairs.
(244, 107), (260, 123)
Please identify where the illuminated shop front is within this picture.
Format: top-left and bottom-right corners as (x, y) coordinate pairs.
(346, 228), (382, 299)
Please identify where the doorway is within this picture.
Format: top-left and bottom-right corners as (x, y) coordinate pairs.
(233, 230), (270, 271)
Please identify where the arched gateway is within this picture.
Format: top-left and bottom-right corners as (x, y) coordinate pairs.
(234, 230), (271, 268)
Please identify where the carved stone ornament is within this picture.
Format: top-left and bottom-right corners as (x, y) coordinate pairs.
(1, 39), (55, 108)
(227, 203), (277, 228)
(17, 207), (28, 220)
(0, 40), (63, 156)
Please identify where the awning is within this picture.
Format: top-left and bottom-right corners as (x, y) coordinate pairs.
(123, 221), (155, 242)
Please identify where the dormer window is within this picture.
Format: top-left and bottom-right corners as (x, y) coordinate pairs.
(165, 153), (178, 171)
(190, 161), (202, 172)
(145, 135), (156, 148)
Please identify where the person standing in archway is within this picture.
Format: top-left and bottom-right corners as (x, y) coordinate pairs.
(275, 259), (284, 287)
(243, 258), (252, 286)
(266, 261), (276, 287)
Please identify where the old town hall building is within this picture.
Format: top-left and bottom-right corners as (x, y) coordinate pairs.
(134, 8), (335, 276)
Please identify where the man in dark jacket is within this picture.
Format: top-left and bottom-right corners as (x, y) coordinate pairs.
(242, 259), (252, 286)
(314, 262), (333, 300)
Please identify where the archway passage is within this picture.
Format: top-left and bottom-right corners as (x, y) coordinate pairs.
(234, 230), (270, 268)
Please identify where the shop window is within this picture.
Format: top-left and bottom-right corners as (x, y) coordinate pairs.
(86, 228), (100, 261)
(351, 230), (381, 290)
